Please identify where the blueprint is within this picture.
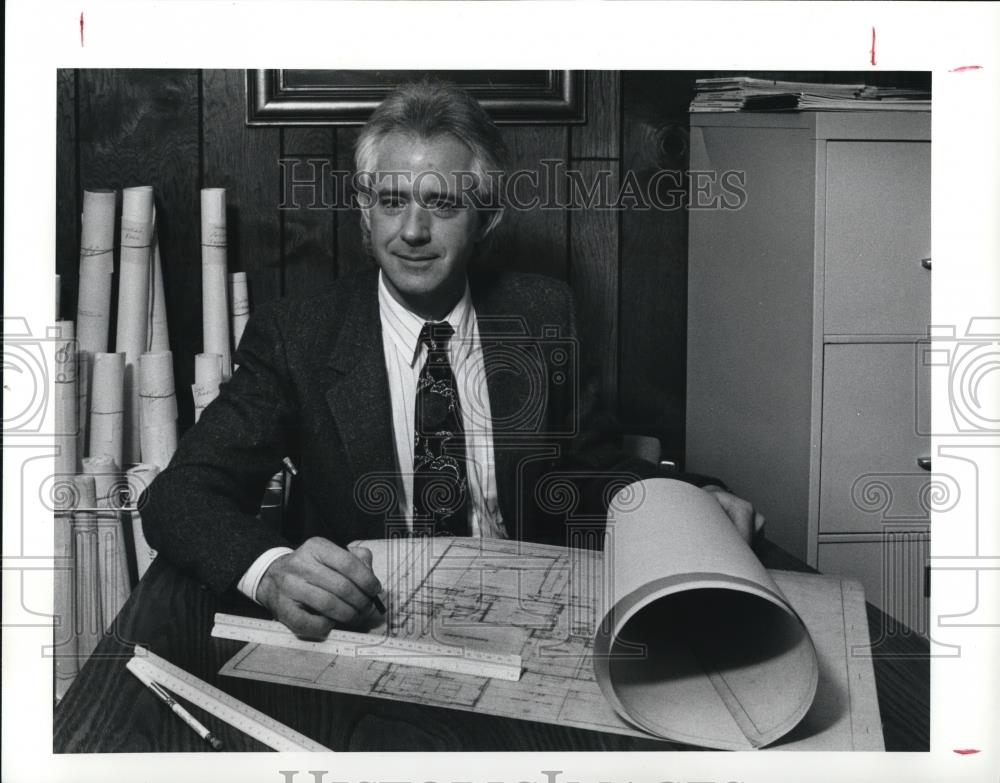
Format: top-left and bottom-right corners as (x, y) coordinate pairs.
(219, 528), (882, 750)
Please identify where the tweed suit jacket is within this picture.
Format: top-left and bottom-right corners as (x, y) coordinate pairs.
(142, 267), (709, 596)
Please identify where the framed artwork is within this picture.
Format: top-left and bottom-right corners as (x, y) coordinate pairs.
(246, 69), (585, 125)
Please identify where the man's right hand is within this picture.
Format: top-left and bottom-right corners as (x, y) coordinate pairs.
(256, 537), (382, 638)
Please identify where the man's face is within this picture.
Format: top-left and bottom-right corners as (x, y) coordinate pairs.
(367, 132), (484, 321)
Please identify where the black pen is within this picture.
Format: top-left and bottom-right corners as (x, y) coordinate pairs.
(347, 541), (386, 615)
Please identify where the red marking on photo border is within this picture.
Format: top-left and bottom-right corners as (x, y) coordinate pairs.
(870, 27), (877, 66)
(80, 12), (84, 47)
(950, 65), (983, 72)
(953, 749), (980, 755)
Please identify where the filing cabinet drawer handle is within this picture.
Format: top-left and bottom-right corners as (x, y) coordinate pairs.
(917, 457), (932, 471)
(921, 257), (932, 270)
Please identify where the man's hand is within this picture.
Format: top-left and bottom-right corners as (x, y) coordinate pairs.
(256, 537), (382, 638)
(702, 485), (765, 544)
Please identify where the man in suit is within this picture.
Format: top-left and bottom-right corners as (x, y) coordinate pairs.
(142, 80), (760, 638)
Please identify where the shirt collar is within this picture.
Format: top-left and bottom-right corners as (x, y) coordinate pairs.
(378, 270), (474, 367)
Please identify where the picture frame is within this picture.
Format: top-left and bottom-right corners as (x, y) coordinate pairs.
(245, 69), (586, 125)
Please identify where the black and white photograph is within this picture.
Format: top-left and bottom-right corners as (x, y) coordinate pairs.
(3, 3), (999, 783)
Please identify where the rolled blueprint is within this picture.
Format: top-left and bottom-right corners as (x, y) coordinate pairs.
(54, 328), (81, 689)
(201, 188), (231, 381)
(592, 479), (819, 750)
(71, 474), (102, 661)
(88, 352), (125, 469)
(138, 351), (178, 470)
(82, 455), (121, 510)
(126, 463), (161, 580)
(54, 321), (78, 477)
(117, 186), (154, 465)
(97, 508), (132, 632)
(82, 456), (130, 630)
(53, 504), (78, 698)
(53, 328), (79, 698)
(76, 189), (117, 458)
(192, 351), (223, 422)
(148, 229), (170, 352)
(229, 271), (250, 358)
(77, 189), (116, 356)
(54, 327), (80, 691)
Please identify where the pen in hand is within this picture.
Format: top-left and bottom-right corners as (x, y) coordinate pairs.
(134, 671), (224, 751)
(370, 592), (387, 615)
(347, 542), (386, 615)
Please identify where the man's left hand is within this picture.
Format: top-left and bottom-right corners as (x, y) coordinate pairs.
(702, 485), (764, 544)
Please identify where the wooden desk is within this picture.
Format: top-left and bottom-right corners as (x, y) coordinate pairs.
(53, 539), (929, 752)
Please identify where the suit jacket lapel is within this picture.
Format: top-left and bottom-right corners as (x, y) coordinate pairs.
(324, 273), (397, 537)
(470, 270), (536, 438)
(321, 269), (543, 539)
(471, 270), (549, 533)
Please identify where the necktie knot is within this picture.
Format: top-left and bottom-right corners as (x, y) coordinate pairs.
(419, 321), (455, 354)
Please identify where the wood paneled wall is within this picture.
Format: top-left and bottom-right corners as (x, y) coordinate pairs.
(56, 70), (694, 457)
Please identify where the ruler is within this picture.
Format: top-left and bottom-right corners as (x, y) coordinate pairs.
(128, 646), (331, 751)
(212, 613), (523, 682)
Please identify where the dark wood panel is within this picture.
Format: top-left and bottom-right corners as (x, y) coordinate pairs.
(333, 126), (371, 279)
(280, 128), (336, 298)
(281, 127), (335, 154)
(56, 69), (78, 321)
(480, 126), (569, 281)
(571, 71), (620, 160)
(619, 71), (695, 460)
(569, 161), (620, 411)
(202, 69), (282, 308)
(77, 68), (202, 429)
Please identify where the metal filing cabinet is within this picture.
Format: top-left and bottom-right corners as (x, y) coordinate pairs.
(686, 110), (931, 634)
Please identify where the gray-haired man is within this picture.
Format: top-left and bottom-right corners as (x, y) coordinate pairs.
(142, 81), (760, 638)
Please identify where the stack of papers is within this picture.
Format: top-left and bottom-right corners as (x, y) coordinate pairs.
(691, 77), (930, 112)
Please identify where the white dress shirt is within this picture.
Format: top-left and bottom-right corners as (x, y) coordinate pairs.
(237, 271), (505, 603)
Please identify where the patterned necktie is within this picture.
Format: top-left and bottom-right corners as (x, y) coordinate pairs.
(412, 321), (469, 536)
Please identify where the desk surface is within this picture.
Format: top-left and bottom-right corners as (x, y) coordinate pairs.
(53, 539), (929, 753)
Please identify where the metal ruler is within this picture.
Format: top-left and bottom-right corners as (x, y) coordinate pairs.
(127, 646), (331, 751)
(212, 613), (523, 682)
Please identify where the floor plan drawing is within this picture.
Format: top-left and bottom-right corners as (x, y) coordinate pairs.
(219, 533), (881, 749)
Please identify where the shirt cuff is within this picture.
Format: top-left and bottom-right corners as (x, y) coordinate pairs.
(237, 546), (294, 605)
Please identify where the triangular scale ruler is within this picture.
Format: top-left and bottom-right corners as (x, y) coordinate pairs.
(128, 646), (330, 751)
(212, 613), (523, 682)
